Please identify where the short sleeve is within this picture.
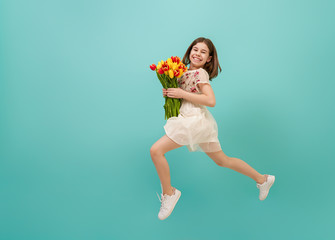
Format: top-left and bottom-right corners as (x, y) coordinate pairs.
(195, 68), (210, 92)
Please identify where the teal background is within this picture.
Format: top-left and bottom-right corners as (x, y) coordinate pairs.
(1, 0), (334, 239)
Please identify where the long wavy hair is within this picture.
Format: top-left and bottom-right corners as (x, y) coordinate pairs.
(181, 37), (222, 80)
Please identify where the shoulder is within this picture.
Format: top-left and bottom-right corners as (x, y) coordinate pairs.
(199, 68), (209, 77)
(197, 68), (210, 81)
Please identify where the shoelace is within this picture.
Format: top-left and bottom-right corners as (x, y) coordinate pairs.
(156, 192), (170, 211)
(156, 192), (163, 202)
(157, 188), (176, 209)
(156, 184), (176, 210)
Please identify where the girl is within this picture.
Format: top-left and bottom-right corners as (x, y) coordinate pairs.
(150, 37), (275, 221)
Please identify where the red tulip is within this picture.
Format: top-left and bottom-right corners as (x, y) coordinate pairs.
(162, 64), (169, 72)
(157, 68), (164, 74)
(174, 69), (180, 77)
(150, 64), (156, 71)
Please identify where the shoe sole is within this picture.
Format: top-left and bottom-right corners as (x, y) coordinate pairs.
(159, 190), (181, 220)
(260, 175), (275, 201)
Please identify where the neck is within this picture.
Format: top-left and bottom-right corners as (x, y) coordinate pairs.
(188, 64), (204, 71)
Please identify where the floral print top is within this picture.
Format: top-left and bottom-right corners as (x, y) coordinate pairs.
(177, 68), (211, 94)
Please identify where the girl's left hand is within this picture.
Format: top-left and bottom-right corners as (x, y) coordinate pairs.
(166, 88), (185, 99)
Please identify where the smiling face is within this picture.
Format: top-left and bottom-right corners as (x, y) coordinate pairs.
(188, 42), (212, 70)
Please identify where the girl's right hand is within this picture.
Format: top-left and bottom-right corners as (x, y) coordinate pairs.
(162, 88), (167, 97)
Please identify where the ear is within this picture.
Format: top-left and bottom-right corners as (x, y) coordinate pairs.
(207, 56), (212, 62)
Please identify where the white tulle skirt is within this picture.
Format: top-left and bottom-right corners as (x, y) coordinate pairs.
(163, 99), (222, 153)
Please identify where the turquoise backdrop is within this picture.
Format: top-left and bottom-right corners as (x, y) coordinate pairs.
(1, 0), (334, 239)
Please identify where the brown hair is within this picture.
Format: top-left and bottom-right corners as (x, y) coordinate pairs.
(181, 37), (222, 81)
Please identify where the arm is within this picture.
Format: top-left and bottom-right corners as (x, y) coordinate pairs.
(182, 83), (216, 107)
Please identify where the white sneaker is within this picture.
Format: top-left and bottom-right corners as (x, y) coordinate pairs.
(256, 174), (275, 200)
(156, 184), (181, 220)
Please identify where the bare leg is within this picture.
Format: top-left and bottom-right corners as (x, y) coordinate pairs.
(150, 135), (183, 195)
(205, 150), (267, 184)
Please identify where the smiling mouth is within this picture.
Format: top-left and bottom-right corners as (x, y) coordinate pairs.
(192, 56), (202, 62)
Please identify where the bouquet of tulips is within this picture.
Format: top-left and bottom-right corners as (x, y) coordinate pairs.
(150, 56), (188, 120)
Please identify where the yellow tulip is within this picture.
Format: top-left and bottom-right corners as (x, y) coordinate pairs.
(172, 62), (178, 70)
(178, 70), (183, 78)
(169, 70), (174, 78)
(157, 62), (162, 69)
(161, 60), (164, 65)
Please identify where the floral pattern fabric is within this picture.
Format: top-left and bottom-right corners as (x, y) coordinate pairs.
(177, 68), (210, 94)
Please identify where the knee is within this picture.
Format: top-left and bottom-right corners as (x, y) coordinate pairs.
(216, 156), (231, 168)
(150, 145), (163, 159)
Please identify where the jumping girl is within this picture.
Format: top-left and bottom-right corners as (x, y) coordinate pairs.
(150, 37), (275, 220)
